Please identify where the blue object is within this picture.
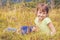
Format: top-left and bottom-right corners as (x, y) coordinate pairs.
(21, 26), (34, 35)
(21, 26), (29, 35)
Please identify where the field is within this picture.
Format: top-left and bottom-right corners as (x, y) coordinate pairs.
(0, 4), (60, 40)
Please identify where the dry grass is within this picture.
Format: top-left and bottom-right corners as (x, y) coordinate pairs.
(0, 4), (60, 40)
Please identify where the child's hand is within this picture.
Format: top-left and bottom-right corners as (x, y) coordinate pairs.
(51, 32), (53, 36)
(51, 31), (56, 36)
(32, 27), (36, 32)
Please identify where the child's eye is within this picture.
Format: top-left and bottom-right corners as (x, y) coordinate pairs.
(43, 12), (46, 14)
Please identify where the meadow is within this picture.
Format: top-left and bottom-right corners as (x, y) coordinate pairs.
(0, 4), (60, 40)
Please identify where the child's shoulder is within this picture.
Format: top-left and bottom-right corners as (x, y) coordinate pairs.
(44, 17), (51, 21)
(43, 17), (52, 24)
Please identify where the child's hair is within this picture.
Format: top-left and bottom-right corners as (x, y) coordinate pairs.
(36, 3), (49, 14)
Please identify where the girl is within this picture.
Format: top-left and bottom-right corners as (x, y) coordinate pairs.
(34, 3), (56, 36)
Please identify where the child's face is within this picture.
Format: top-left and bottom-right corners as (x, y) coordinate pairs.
(37, 9), (47, 20)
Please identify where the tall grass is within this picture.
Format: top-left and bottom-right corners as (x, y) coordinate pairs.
(0, 4), (60, 40)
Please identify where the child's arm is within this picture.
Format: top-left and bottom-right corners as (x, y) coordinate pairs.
(48, 22), (56, 36)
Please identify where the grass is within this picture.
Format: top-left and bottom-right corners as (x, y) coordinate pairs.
(0, 4), (60, 40)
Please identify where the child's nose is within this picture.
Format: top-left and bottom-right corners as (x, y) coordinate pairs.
(40, 13), (43, 16)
